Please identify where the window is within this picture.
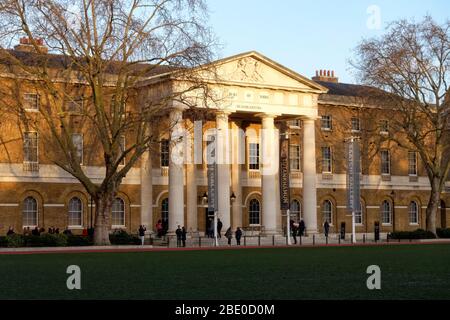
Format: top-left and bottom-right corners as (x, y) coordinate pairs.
(24, 132), (38, 163)
(408, 151), (417, 176)
(380, 120), (389, 134)
(119, 135), (126, 166)
(322, 200), (332, 224)
(288, 119), (301, 128)
(112, 198), (125, 227)
(249, 143), (260, 170)
(289, 145), (300, 171)
(161, 139), (170, 167)
(322, 146), (332, 173)
(161, 198), (169, 223)
(23, 196), (38, 227)
(249, 199), (260, 225)
(66, 98), (83, 113)
(72, 134), (83, 165)
(24, 93), (39, 111)
(381, 200), (392, 224)
(351, 117), (360, 132)
(409, 201), (419, 225)
(321, 115), (332, 130)
(381, 150), (390, 175)
(290, 200), (301, 220)
(68, 197), (82, 227)
(355, 201), (363, 225)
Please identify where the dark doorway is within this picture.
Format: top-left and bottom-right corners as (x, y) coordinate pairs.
(441, 200), (447, 229)
(205, 208), (213, 236)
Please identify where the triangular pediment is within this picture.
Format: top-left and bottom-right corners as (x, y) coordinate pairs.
(207, 51), (328, 93)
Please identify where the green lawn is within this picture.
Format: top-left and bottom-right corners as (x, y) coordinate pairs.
(0, 244), (449, 300)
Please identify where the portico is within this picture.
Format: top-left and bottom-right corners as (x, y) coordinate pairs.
(140, 51), (328, 234)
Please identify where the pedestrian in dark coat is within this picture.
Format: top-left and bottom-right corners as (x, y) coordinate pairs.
(225, 227), (232, 246)
(324, 221), (330, 238)
(181, 227), (187, 247)
(6, 226), (14, 236)
(139, 225), (146, 246)
(235, 227), (242, 246)
(290, 220), (298, 244)
(299, 220), (305, 237)
(175, 225), (182, 247)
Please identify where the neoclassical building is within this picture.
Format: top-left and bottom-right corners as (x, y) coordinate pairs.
(0, 46), (449, 236)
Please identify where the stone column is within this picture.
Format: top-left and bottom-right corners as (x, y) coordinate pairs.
(168, 106), (185, 233)
(231, 121), (244, 229)
(302, 117), (318, 233)
(259, 113), (280, 234)
(185, 118), (198, 232)
(216, 111), (231, 230)
(140, 149), (152, 229)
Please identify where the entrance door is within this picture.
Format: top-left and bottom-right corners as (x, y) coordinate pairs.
(441, 200), (447, 229)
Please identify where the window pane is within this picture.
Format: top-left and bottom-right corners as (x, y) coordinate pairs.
(24, 132), (38, 163)
(24, 93), (39, 110)
(161, 198), (169, 223)
(249, 199), (260, 225)
(68, 197), (82, 226)
(351, 117), (360, 131)
(408, 151), (417, 175)
(322, 200), (332, 223)
(321, 115), (332, 130)
(382, 201), (391, 224)
(72, 134), (83, 164)
(290, 200), (301, 220)
(23, 196), (38, 227)
(322, 147), (332, 173)
(381, 150), (390, 175)
(112, 198), (125, 226)
(161, 139), (170, 167)
(409, 201), (418, 224)
(289, 145), (300, 171)
(249, 143), (260, 170)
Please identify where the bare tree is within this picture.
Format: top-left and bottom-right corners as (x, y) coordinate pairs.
(352, 16), (450, 234)
(0, 0), (216, 244)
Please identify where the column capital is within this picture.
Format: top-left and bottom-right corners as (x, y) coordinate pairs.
(216, 109), (233, 118)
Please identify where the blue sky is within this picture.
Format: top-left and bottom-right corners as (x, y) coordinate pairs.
(208, 0), (450, 84)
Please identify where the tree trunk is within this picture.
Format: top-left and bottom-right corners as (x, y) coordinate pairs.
(93, 193), (113, 246)
(426, 177), (440, 235)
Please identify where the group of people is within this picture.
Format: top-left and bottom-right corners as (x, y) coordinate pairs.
(224, 227), (243, 246)
(175, 225), (187, 247)
(289, 219), (306, 244)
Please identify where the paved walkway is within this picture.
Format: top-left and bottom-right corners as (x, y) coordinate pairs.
(0, 238), (449, 255)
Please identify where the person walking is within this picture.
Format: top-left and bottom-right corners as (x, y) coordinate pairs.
(299, 219), (305, 237)
(225, 227), (232, 246)
(291, 220), (298, 244)
(324, 220), (330, 238)
(235, 227), (242, 246)
(181, 226), (187, 247)
(207, 218), (214, 238)
(217, 219), (223, 238)
(176, 225), (182, 247)
(139, 225), (146, 246)
(156, 220), (163, 237)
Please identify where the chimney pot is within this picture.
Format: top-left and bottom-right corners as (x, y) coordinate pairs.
(327, 70), (330, 77)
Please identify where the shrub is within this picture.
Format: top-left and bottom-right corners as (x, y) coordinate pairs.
(0, 236), (8, 247)
(109, 229), (141, 245)
(6, 234), (25, 247)
(24, 234), (68, 247)
(437, 228), (450, 238)
(389, 229), (436, 240)
(67, 235), (93, 246)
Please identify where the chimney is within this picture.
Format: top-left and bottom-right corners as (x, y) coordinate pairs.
(14, 37), (48, 54)
(312, 69), (339, 83)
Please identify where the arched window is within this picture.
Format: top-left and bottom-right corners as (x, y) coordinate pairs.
(381, 200), (392, 224)
(322, 200), (332, 224)
(68, 197), (83, 227)
(23, 196), (38, 227)
(409, 201), (419, 225)
(161, 198), (169, 223)
(355, 201), (364, 225)
(249, 199), (260, 225)
(112, 198), (125, 227)
(290, 200), (301, 221)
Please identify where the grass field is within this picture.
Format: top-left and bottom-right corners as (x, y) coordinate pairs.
(0, 244), (449, 300)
